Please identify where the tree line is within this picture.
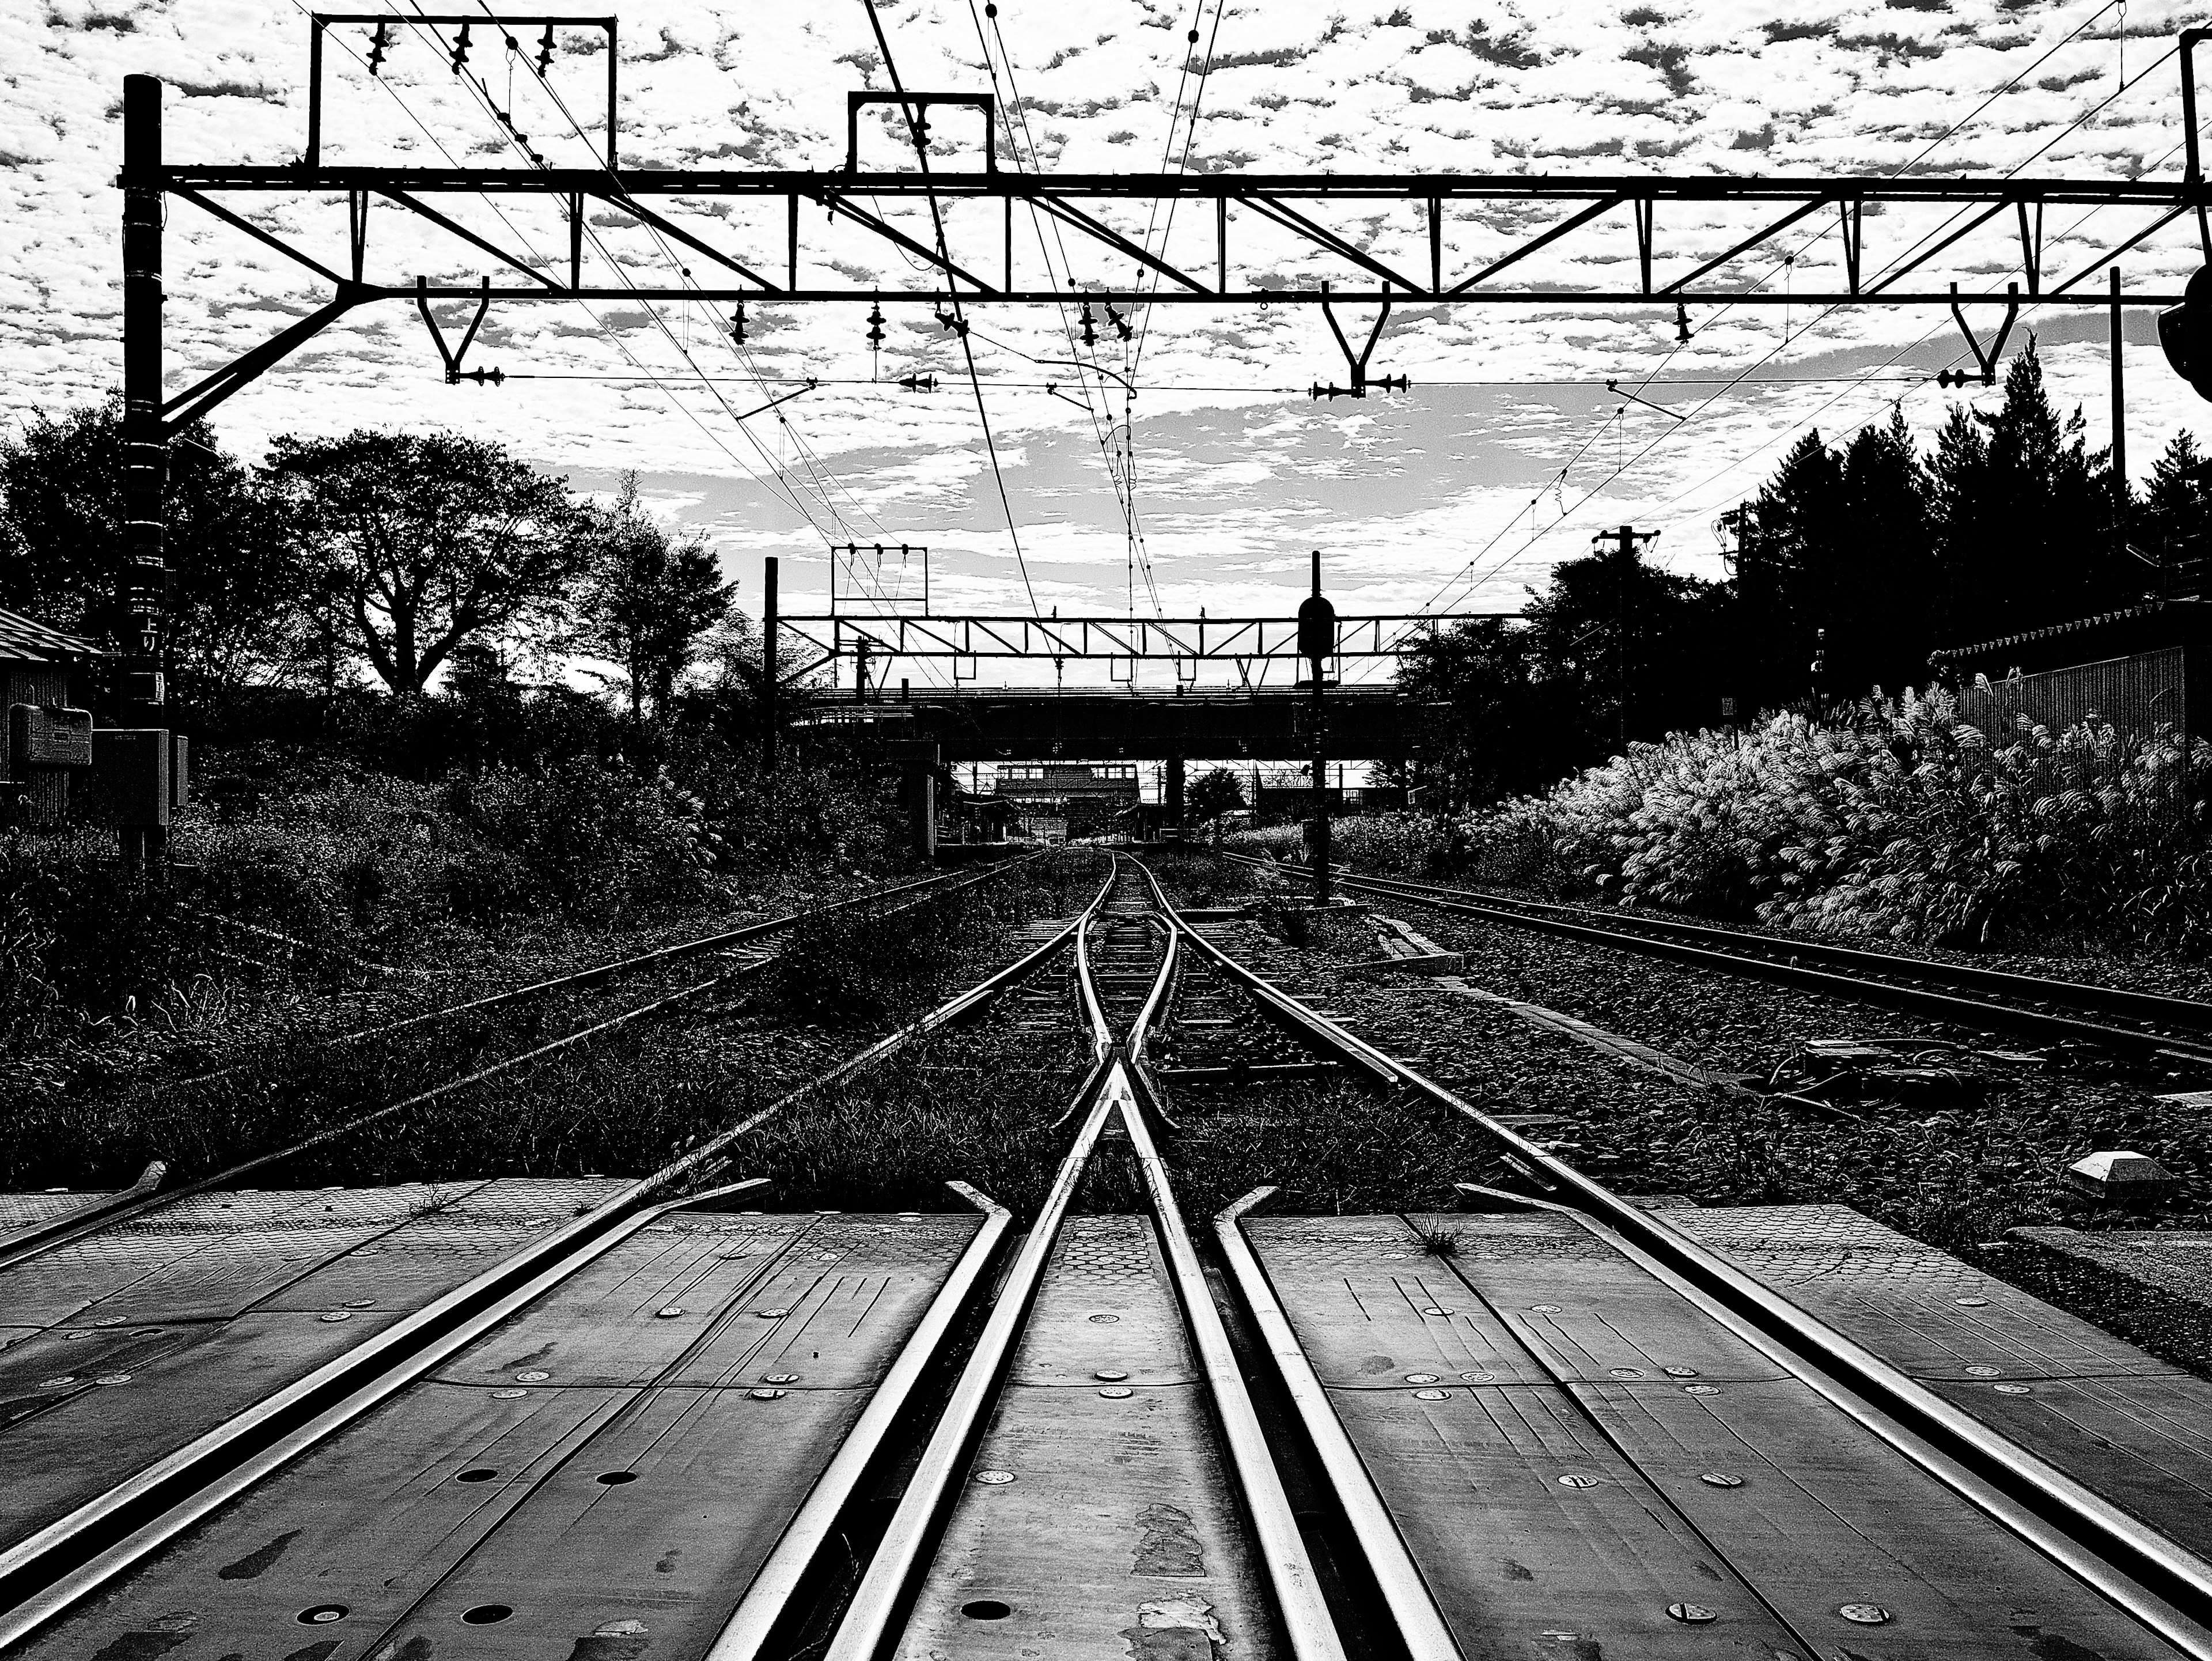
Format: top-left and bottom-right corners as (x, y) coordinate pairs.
(0, 400), (743, 727)
(1399, 339), (2212, 807)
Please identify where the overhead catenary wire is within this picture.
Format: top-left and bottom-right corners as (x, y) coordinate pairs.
(420, 3), (936, 641)
(1363, 29), (2190, 671)
(968, 1), (1163, 620)
(860, 0), (1044, 618)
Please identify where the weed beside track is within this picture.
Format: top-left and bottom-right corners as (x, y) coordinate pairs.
(1, 854), (1097, 1191)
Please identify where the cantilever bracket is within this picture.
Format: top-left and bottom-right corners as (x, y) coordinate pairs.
(1605, 378), (1686, 422)
(1947, 281), (2019, 385)
(416, 274), (499, 385)
(1317, 282), (1393, 399)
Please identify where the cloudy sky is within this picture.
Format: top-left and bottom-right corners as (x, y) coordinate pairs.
(5, 0), (2207, 694)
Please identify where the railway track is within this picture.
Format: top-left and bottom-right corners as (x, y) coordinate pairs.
(1220, 850), (2212, 1068)
(3, 852), (2210, 1659)
(2, 853), (1051, 1269)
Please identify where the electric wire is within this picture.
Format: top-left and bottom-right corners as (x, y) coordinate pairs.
(1366, 32), (2190, 669)
(860, 0), (1043, 618)
(421, 6), (936, 640)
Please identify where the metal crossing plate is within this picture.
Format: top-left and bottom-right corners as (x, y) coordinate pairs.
(0, 1311), (409, 1554)
(428, 1215), (819, 1388)
(1009, 1214), (1198, 1387)
(894, 1212), (1277, 1661)
(0, 1191), (109, 1230)
(1249, 1214), (2180, 1661)
(1672, 1203), (2212, 1554)
(1669, 1205), (2181, 1379)
(0, 1184), (491, 1327)
(20, 1210), (983, 1661)
(1404, 1212), (1790, 1385)
(18, 1382), (632, 1659)
(1573, 1376), (2182, 1660)
(0, 1182), (627, 1558)
(1238, 1215), (1544, 1386)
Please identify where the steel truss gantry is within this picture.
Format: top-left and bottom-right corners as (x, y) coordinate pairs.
(134, 26), (2212, 442)
(109, 24), (2212, 713)
(777, 611), (1510, 668)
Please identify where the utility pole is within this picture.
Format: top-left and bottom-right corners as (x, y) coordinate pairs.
(762, 555), (779, 773)
(2112, 265), (2129, 563)
(1298, 548), (1336, 905)
(1590, 525), (1654, 751)
(119, 74), (169, 877)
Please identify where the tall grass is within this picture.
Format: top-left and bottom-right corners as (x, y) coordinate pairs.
(1237, 690), (2212, 951)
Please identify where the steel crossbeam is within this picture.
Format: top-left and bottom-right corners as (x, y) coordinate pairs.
(777, 612), (1506, 661)
(153, 167), (2200, 313)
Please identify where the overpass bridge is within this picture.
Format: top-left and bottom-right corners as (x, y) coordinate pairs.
(787, 686), (1435, 763)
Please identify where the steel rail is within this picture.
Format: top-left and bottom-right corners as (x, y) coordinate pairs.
(1156, 857), (2212, 1647)
(1223, 853), (2212, 1064)
(1116, 896), (1349, 1661)
(0, 875), (1108, 1647)
(1214, 1188), (1465, 1661)
(699, 1181), (1012, 1661)
(1344, 867), (2212, 1032)
(2, 854), (1052, 1278)
(811, 864), (1123, 1661)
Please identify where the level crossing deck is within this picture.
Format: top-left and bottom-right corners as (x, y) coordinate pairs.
(0, 1178), (628, 1557)
(20, 1206), (983, 1661)
(894, 1213), (1277, 1661)
(1671, 1204), (2212, 1556)
(1239, 1208), (2189, 1660)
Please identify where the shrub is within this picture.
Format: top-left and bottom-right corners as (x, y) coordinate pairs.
(1238, 688), (2212, 952)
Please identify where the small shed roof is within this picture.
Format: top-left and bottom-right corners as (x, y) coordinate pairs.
(0, 608), (104, 664)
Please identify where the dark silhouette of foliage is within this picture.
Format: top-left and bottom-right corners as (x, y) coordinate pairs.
(578, 472), (738, 724)
(266, 429), (594, 697)
(0, 398), (306, 694)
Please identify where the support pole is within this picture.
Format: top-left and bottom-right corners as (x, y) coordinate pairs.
(120, 73), (168, 876)
(1297, 549), (1335, 906)
(2112, 265), (2128, 563)
(1165, 753), (1186, 836)
(762, 555), (779, 774)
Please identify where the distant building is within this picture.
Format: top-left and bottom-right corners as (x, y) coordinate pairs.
(994, 762), (1143, 809)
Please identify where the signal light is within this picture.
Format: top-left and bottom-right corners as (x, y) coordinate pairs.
(2160, 265), (2212, 402)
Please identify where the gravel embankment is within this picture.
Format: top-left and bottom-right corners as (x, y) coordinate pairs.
(1147, 854), (2212, 1367)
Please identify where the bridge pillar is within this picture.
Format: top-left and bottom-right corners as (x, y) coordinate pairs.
(1165, 754), (1185, 832)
